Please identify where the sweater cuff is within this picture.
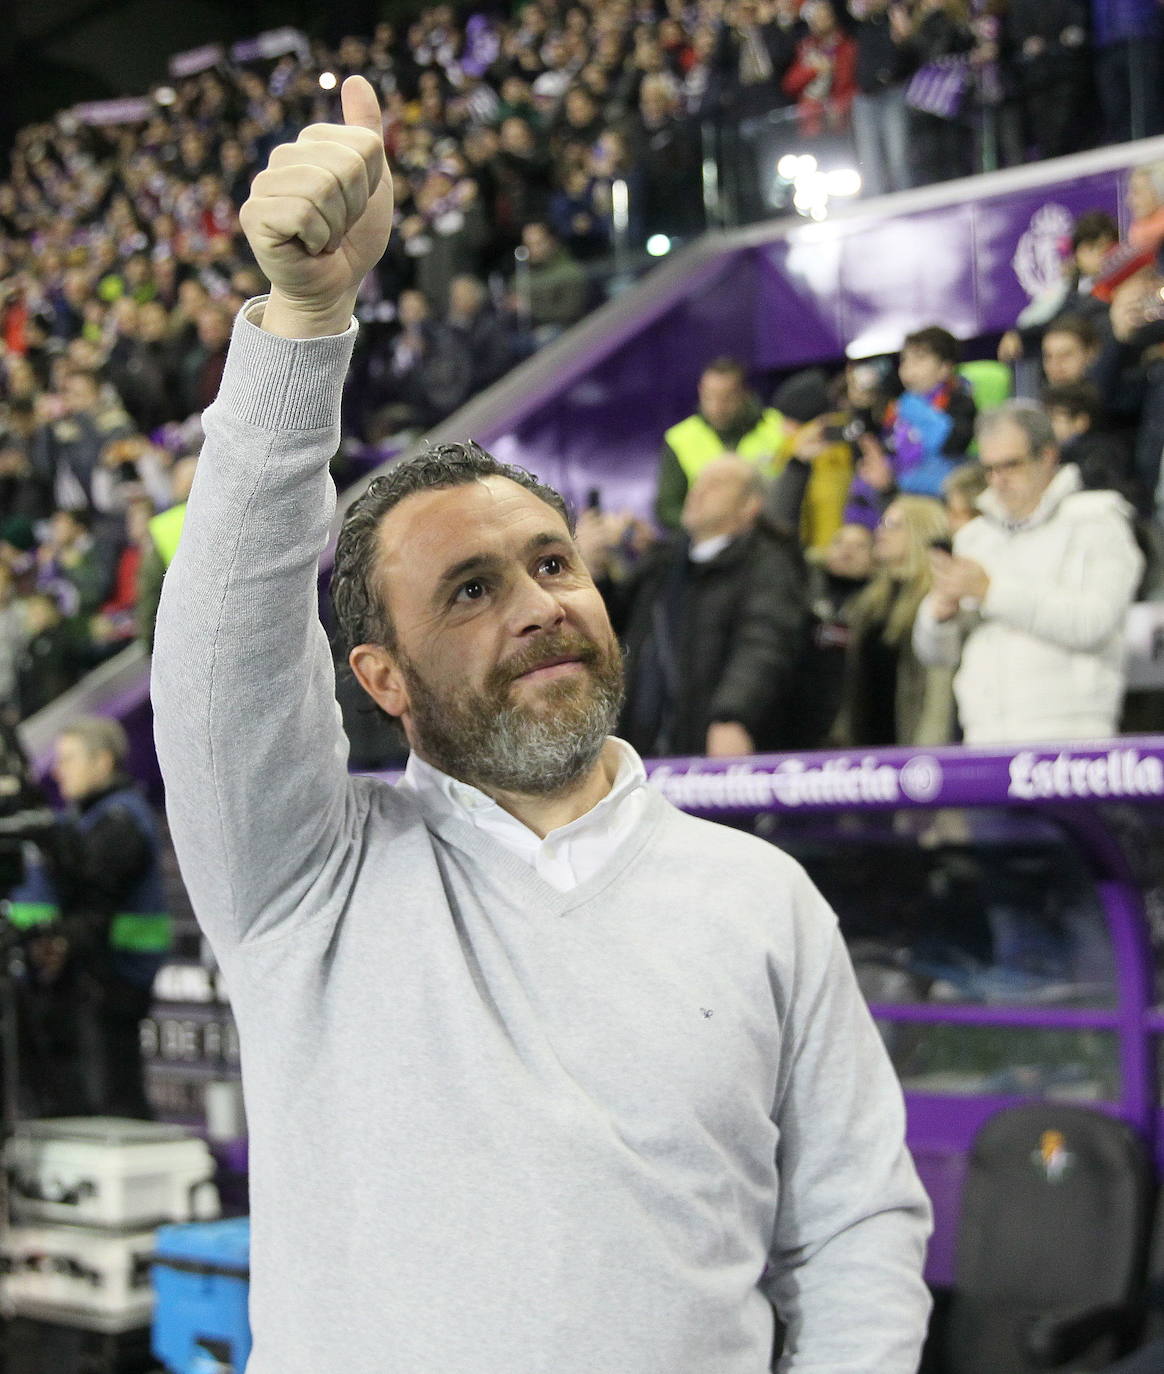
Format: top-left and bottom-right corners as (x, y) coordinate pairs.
(216, 295), (358, 432)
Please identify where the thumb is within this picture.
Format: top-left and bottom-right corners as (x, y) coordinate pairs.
(341, 75), (383, 135)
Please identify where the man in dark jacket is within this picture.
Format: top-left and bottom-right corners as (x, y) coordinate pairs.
(11, 716), (170, 1117)
(849, 0), (915, 197)
(582, 455), (806, 757)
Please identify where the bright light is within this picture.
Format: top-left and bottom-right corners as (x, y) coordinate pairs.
(796, 154), (818, 176)
(645, 234), (672, 257)
(810, 204), (828, 221)
(319, 71), (338, 90)
(826, 168), (862, 197)
(776, 154), (800, 180)
(154, 86), (177, 106)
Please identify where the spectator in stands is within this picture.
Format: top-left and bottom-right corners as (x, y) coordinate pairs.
(1003, 0), (1090, 162)
(35, 508), (113, 624)
(834, 495), (955, 746)
(793, 520), (876, 745)
(31, 367), (134, 514)
(397, 163), (489, 316)
(105, 297), (181, 433)
(1042, 380), (1133, 493)
(514, 221), (589, 348)
(0, 563), (26, 718)
(997, 211), (1117, 366)
(849, 0), (916, 197)
(16, 593), (74, 718)
(176, 303), (232, 419)
(625, 75), (705, 243)
(138, 455), (197, 649)
(942, 460), (987, 533)
(1040, 313), (1101, 388)
(0, 400), (51, 523)
(656, 357), (793, 530)
(583, 453), (806, 756)
(783, 0), (859, 139)
(446, 275), (515, 395)
(1092, 0), (1164, 146)
(898, 0), (975, 185)
(1093, 262), (1164, 509)
(914, 400), (1143, 742)
(846, 326), (976, 525)
(11, 715), (170, 1117)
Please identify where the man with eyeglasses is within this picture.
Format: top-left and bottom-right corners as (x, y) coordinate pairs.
(913, 399), (1143, 743)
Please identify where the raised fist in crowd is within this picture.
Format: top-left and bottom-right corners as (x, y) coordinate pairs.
(239, 75), (394, 339)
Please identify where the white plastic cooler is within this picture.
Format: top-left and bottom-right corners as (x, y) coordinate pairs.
(4, 1118), (220, 1229)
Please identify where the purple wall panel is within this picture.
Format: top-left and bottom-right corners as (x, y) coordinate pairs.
(753, 237), (845, 366)
(971, 173), (1125, 334)
(842, 206), (979, 356)
(492, 254), (762, 515)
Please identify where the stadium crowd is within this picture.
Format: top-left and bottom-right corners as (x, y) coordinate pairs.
(0, 0), (1162, 747)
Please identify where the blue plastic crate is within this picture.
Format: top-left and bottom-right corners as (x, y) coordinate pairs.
(151, 1217), (251, 1374)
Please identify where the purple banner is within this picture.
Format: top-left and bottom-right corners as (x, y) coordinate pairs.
(643, 738), (1164, 815)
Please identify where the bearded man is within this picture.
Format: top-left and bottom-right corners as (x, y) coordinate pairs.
(152, 76), (932, 1374)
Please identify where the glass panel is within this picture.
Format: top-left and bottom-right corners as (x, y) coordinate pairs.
(881, 1023), (1119, 1101)
(1091, 803), (1164, 1009)
(757, 808), (1117, 1008)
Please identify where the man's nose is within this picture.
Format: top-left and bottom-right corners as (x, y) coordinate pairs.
(509, 572), (566, 635)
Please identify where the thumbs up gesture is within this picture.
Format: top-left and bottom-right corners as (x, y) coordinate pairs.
(239, 75), (394, 338)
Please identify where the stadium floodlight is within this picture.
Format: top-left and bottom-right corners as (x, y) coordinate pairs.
(796, 154), (818, 176)
(645, 235), (672, 257)
(319, 71), (338, 91)
(826, 168), (862, 197)
(154, 87), (177, 106)
(776, 154), (799, 181)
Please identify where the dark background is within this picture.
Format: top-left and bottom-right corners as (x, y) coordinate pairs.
(0, 0), (402, 164)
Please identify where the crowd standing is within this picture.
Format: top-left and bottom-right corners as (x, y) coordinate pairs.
(0, 0), (1161, 745)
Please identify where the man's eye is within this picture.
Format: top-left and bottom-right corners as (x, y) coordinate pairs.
(456, 579), (488, 602)
(539, 555), (565, 576)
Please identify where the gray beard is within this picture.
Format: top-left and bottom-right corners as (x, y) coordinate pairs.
(400, 638), (625, 797)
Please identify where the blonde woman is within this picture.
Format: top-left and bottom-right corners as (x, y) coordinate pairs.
(833, 494), (956, 746)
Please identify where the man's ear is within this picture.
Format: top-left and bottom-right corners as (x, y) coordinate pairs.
(349, 643), (409, 718)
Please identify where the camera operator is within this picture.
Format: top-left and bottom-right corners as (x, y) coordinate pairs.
(8, 716), (170, 1118)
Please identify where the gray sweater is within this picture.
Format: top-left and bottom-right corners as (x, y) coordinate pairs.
(152, 306), (932, 1374)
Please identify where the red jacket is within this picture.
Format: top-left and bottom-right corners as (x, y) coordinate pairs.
(783, 32), (858, 137)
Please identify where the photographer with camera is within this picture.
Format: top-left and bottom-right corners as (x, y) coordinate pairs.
(8, 716), (170, 1118)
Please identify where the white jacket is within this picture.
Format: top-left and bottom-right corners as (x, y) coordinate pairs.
(913, 465), (1144, 744)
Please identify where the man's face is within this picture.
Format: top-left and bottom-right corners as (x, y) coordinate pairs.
(53, 736), (113, 803)
(1042, 330), (1093, 387)
(680, 457), (757, 543)
(698, 370), (747, 431)
(824, 523), (874, 579)
(354, 477), (624, 796)
(522, 224), (554, 263)
(1047, 406), (1089, 446)
(61, 375), (98, 417)
(898, 346), (950, 396)
(979, 420), (1058, 521)
(1075, 235), (1115, 279)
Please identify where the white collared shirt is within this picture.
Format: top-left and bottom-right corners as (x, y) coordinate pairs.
(400, 738), (650, 891)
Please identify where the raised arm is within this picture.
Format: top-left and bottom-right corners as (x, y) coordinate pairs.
(152, 78), (394, 952)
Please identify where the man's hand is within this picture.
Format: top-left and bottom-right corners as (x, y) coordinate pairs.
(857, 432), (895, 492)
(930, 549), (989, 611)
(997, 330), (1023, 364)
(706, 722), (754, 757)
(239, 75), (394, 339)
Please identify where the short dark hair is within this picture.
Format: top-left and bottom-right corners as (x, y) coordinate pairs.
(1041, 381), (1101, 425)
(1072, 210), (1119, 251)
(1043, 313), (1099, 350)
(702, 356), (747, 385)
(331, 441), (572, 655)
(902, 327), (961, 366)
